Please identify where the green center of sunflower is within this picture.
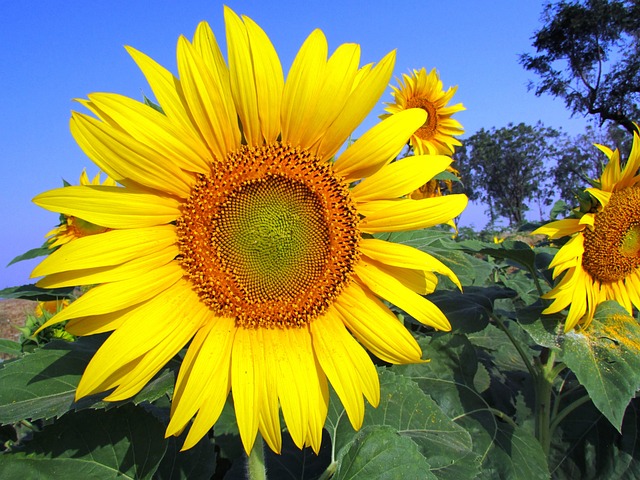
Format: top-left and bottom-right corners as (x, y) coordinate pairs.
(177, 143), (360, 329)
(406, 97), (437, 140)
(582, 186), (640, 283)
(216, 176), (329, 301)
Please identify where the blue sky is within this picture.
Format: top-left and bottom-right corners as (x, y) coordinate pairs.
(0, 0), (590, 289)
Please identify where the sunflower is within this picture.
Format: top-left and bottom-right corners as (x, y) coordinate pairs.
(45, 170), (115, 248)
(32, 8), (468, 454)
(534, 132), (640, 332)
(383, 67), (465, 156)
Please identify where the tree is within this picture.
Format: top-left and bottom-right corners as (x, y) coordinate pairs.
(520, 0), (640, 133)
(551, 124), (635, 205)
(455, 122), (561, 227)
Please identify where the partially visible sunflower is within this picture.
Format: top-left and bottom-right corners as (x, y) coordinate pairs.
(534, 132), (640, 331)
(32, 8), (467, 455)
(35, 299), (71, 317)
(383, 67), (465, 156)
(45, 170), (115, 248)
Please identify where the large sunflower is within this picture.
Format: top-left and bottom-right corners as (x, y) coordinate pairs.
(534, 132), (640, 332)
(45, 170), (115, 248)
(383, 67), (465, 156)
(32, 8), (468, 454)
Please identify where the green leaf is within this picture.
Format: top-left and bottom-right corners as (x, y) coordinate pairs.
(333, 426), (436, 480)
(0, 404), (166, 479)
(458, 239), (538, 272)
(155, 434), (217, 480)
(326, 369), (479, 480)
(6, 245), (52, 266)
(549, 393), (640, 479)
(460, 416), (551, 480)
(0, 336), (177, 424)
(428, 286), (517, 333)
(516, 303), (563, 350)
(468, 322), (536, 374)
(560, 301), (640, 432)
(0, 339), (22, 357)
(396, 335), (549, 479)
(0, 337), (101, 424)
(433, 170), (462, 183)
(0, 284), (75, 301)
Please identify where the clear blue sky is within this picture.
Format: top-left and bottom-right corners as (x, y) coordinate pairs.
(0, 0), (589, 289)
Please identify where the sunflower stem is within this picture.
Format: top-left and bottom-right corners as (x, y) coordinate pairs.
(534, 347), (560, 457)
(318, 461), (338, 480)
(246, 437), (267, 480)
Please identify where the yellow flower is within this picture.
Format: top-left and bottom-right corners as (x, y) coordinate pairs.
(32, 8), (467, 454)
(534, 132), (640, 332)
(34, 299), (70, 317)
(45, 170), (115, 248)
(383, 67), (465, 156)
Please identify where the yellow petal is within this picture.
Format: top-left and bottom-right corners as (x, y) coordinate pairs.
(70, 112), (193, 198)
(256, 331), (282, 454)
(360, 194), (467, 233)
(626, 271), (640, 311)
(192, 22), (232, 108)
(311, 307), (379, 430)
(231, 328), (265, 454)
(549, 234), (584, 271)
(35, 263), (182, 331)
(177, 36), (240, 160)
(351, 154), (452, 201)
(270, 326), (327, 452)
(532, 218), (582, 239)
(167, 316), (235, 439)
(66, 304), (137, 336)
(336, 284), (423, 364)
(618, 133), (640, 189)
(33, 185), (180, 229)
(281, 29), (328, 146)
(85, 93), (211, 173)
(180, 323), (236, 451)
(33, 225), (176, 277)
(302, 43), (361, 150)
(333, 109), (426, 182)
(75, 280), (198, 397)
(225, 8), (284, 145)
(600, 148), (622, 191)
(585, 187), (612, 207)
(563, 272), (589, 332)
(125, 46), (200, 141)
(36, 244), (178, 288)
(360, 237), (461, 290)
(355, 260), (451, 331)
(317, 51), (396, 160)
(104, 291), (206, 401)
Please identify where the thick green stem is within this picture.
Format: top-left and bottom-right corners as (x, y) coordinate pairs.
(246, 437), (267, 480)
(534, 348), (563, 457)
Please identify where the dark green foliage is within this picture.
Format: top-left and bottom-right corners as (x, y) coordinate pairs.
(520, 0), (640, 132)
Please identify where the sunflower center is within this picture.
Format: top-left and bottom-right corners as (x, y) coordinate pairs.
(177, 143), (360, 329)
(582, 186), (640, 283)
(216, 176), (329, 301)
(406, 97), (438, 140)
